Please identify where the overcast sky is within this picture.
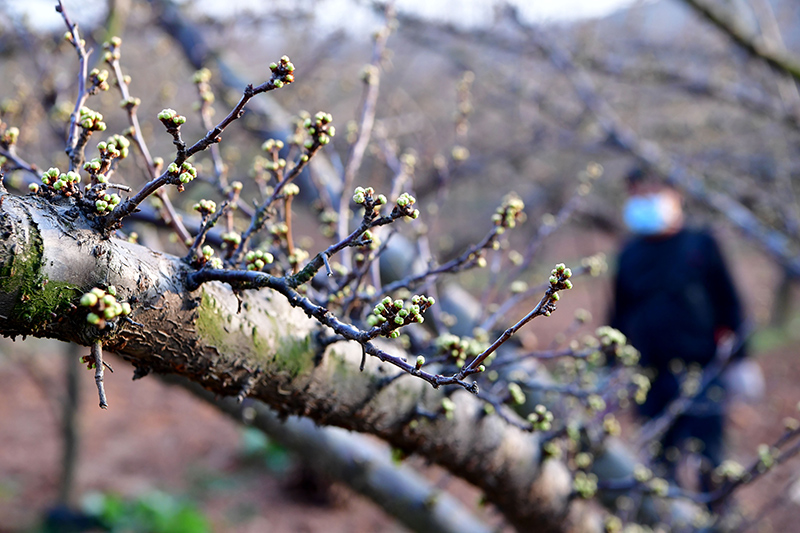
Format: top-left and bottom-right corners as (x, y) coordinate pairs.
(3, 0), (646, 32)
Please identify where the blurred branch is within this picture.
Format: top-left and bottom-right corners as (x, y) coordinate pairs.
(173, 376), (494, 533)
(525, 25), (800, 276)
(583, 55), (800, 131)
(683, 0), (800, 82)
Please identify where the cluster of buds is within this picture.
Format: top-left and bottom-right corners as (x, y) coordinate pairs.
(366, 294), (435, 339)
(102, 36), (122, 63)
(595, 326), (639, 366)
(194, 245), (223, 269)
(1, 126), (19, 147)
(586, 394), (606, 413)
(192, 68), (215, 106)
(629, 373), (651, 405)
(647, 477), (670, 497)
(35, 167), (81, 197)
(441, 397), (456, 421)
(80, 286), (131, 329)
(268, 55), (295, 88)
(101, 134), (130, 160)
(713, 460), (746, 484)
(303, 111), (335, 149)
(221, 232), (241, 249)
(244, 249), (274, 271)
(434, 334), (486, 368)
(78, 107), (106, 132)
(527, 404), (554, 431)
(268, 222), (289, 246)
(757, 444), (777, 472)
(545, 263), (574, 313)
(83, 157), (109, 183)
(158, 108), (187, 128)
(581, 252), (608, 277)
(89, 68), (110, 92)
(492, 192), (525, 233)
(507, 382), (526, 405)
(166, 161), (197, 191)
(572, 471), (598, 499)
(282, 183), (300, 197)
(262, 138), (285, 154)
(633, 464), (653, 483)
(120, 96), (141, 112)
(193, 199), (217, 217)
(288, 248), (310, 269)
(317, 208), (338, 238)
(353, 186), (385, 207)
(602, 414), (621, 436)
(393, 192), (420, 220)
(94, 192), (121, 215)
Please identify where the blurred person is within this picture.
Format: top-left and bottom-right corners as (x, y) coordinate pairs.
(609, 167), (747, 493)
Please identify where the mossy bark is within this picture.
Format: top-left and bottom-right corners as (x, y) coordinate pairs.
(0, 192), (596, 532)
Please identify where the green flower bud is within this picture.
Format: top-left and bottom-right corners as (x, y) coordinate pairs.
(80, 293), (98, 307)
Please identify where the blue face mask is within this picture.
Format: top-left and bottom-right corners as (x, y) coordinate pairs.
(623, 194), (671, 235)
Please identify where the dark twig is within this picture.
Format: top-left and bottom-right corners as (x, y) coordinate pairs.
(106, 38), (192, 244)
(91, 339), (108, 409)
(459, 267), (573, 379)
(106, 63), (294, 227)
(56, 1), (91, 172)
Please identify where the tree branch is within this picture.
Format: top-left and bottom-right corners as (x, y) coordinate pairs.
(0, 191), (592, 532)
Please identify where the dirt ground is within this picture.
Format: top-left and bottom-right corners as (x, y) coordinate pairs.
(1, 227), (800, 532)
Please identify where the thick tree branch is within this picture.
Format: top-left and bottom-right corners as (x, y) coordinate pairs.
(175, 377), (493, 533)
(0, 191), (593, 532)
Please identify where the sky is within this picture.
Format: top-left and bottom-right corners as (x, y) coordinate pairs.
(2, 0), (646, 32)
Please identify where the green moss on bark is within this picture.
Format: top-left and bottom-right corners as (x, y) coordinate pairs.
(0, 216), (80, 328)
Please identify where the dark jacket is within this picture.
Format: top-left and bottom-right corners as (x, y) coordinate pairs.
(610, 228), (744, 417)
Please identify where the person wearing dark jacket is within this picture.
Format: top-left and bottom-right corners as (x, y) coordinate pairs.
(610, 169), (746, 491)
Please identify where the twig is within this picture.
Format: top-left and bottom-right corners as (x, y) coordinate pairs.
(459, 268), (573, 379)
(91, 339), (108, 409)
(106, 61), (294, 227)
(56, 0), (91, 172)
(683, 0), (800, 82)
(337, 6), (394, 268)
(106, 38), (192, 243)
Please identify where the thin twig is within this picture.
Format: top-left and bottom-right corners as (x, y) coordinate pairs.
(337, 6), (394, 268)
(91, 339), (108, 409)
(106, 66), (293, 227)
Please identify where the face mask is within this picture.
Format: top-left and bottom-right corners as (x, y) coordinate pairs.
(623, 193), (680, 235)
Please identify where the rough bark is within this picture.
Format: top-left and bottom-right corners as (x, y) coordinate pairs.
(0, 191), (596, 532)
